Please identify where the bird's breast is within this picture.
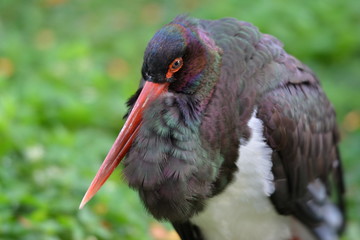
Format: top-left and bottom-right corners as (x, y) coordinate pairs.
(191, 111), (314, 240)
(123, 94), (221, 222)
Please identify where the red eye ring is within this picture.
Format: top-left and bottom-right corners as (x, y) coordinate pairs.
(166, 57), (183, 79)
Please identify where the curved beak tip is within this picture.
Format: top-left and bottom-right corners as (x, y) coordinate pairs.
(79, 196), (87, 209)
(79, 188), (92, 209)
(79, 201), (85, 210)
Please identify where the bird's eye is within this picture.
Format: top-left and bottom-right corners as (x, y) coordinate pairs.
(170, 58), (183, 70)
(166, 57), (183, 79)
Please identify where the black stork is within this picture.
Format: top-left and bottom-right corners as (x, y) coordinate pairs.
(80, 16), (346, 240)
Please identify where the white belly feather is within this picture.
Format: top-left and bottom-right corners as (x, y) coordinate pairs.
(191, 111), (312, 240)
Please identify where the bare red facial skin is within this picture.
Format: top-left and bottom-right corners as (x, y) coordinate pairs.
(166, 57), (183, 79)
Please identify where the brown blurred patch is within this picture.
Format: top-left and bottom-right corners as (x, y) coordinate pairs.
(18, 216), (32, 228)
(94, 203), (108, 215)
(34, 29), (55, 50)
(150, 222), (181, 240)
(181, 0), (204, 10)
(107, 58), (129, 80)
(343, 110), (360, 132)
(101, 220), (112, 230)
(0, 58), (14, 77)
(112, 10), (131, 30)
(141, 3), (163, 25)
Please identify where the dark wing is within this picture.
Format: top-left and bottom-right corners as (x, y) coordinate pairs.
(257, 57), (346, 240)
(172, 221), (205, 240)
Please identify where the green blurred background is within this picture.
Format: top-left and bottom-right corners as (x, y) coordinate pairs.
(0, 0), (359, 239)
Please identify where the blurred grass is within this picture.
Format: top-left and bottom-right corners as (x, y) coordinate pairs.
(0, 0), (359, 239)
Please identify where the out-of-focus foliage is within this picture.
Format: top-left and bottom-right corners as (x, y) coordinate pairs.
(0, 0), (359, 239)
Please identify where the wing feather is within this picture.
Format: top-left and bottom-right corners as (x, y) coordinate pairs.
(257, 57), (346, 239)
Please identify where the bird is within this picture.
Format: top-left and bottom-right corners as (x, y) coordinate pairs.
(79, 16), (346, 240)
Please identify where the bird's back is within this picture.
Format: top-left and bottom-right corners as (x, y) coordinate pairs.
(174, 17), (345, 240)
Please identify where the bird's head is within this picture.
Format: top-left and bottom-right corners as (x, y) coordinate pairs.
(141, 18), (221, 97)
(80, 16), (225, 221)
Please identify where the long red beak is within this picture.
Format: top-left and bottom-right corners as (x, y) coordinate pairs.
(79, 81), (169, 209)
